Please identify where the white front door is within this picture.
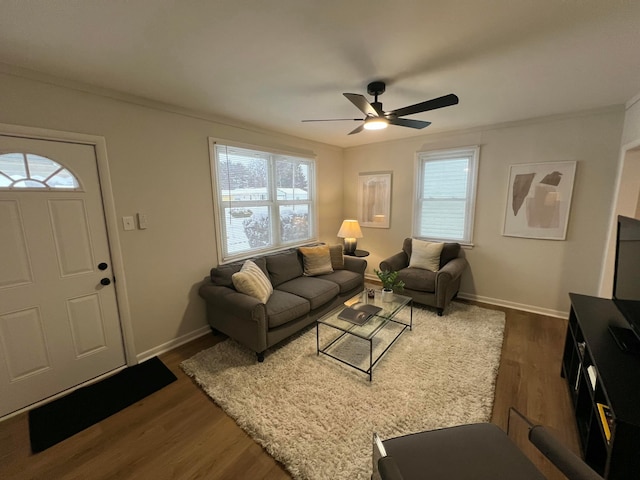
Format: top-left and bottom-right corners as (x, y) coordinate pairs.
(0, 135), (126, 417)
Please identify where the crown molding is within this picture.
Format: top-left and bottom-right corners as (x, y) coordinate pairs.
(0, 62), (342, 152)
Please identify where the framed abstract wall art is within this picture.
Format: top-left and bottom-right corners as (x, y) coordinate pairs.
(357, 171), (392, 228)
(503, 161), (577, 240)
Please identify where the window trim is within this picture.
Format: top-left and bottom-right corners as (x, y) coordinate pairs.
(413, 145), (480, 246)
(208, 138), (317, 264)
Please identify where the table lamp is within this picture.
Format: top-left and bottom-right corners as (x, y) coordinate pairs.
(337, 219), (363, 255)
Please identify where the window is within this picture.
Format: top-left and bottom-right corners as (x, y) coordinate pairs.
(0, 152), (80, 189)
(210, 140), (315, 262)
(414, 146), (479, 244)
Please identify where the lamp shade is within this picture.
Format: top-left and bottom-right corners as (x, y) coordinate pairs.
(337, 219), (363, 239)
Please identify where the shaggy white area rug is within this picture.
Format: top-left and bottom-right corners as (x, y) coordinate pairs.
(181, 302), (505, 480)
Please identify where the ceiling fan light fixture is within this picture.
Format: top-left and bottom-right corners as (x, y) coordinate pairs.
(363, 117), (389, 130)
(303, 82), (458, 135)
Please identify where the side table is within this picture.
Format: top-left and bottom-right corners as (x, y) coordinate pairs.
(345, 249), (369, 257)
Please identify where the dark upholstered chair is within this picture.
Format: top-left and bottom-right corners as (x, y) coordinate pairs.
(372, 413), (603, 480)
(379, 239), (467, 315)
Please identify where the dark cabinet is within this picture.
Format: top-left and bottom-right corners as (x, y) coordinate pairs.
(562, 293), (640, 478)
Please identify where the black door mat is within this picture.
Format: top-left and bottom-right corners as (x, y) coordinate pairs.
(28, 356), (177, 453)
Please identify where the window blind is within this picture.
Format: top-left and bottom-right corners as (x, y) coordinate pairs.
(415, 147), (479, 244)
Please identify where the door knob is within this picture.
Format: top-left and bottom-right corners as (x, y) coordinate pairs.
(100, 278), (111, 286)
(98, 262), (108, 270)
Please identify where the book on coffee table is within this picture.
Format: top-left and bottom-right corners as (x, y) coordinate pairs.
(338, 303), (382, 325)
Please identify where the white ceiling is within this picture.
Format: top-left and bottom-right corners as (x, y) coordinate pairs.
(1, 1), (640, 148)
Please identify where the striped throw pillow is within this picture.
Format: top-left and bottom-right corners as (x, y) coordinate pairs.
(232, 259), (273, 304)
(299, 245), (334, 276)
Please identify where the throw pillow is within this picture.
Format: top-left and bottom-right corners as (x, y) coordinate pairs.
(409, 239), (444, 272)
(299, 245), (334, 276)
(232, 259), (273, 304)
(328, 244), (345, 270)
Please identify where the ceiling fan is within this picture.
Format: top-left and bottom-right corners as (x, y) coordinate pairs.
(302, 81), (459, 135)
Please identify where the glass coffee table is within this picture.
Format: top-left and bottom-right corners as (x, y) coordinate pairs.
(316, 290), (412, 381)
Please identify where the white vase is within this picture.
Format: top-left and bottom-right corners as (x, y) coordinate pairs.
(381, 288), (394, 302)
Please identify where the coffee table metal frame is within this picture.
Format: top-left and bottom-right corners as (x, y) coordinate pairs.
(316, 290), (412, 381)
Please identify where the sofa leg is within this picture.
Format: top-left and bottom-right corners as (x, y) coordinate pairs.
(437, 308), (444, 316)
(256, 352), (265, 362)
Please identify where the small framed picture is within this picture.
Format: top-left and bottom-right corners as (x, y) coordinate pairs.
(357, 171), (392, 229)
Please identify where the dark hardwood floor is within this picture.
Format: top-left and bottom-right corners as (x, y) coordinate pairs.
(0, 302), (579, 479)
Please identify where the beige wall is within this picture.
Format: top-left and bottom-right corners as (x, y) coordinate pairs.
(599, 94), (640, 297)
(0, 71), (344, 358)
(344, 109), (624, 316)
(0, 67), (629, 358)
(621, 95), (640, 147)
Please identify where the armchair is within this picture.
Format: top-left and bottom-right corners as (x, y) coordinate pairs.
(379, 238), (467, 315)
(373, 410), (603, 480)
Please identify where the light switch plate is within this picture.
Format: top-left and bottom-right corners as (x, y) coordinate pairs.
(137, 213), (148, 229)
(122, 216), (135, 231)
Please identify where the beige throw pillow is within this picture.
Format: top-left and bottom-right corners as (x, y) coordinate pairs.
(232, 259), (273, 304)
(409, 239), (444, 272)
(299, 245), (334, 276)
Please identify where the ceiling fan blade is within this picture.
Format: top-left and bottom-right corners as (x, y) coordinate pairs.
(344, 93), (380, 117)
(388, 118), (431, 129)
(301, 118), (362, 122)
(389, 93), (459, 118)
(348, 124), (365, 135)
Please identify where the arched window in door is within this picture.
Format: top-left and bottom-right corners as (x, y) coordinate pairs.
(0, 152), (81, 190)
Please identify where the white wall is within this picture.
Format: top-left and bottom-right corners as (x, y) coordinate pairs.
(345, 108), (624, 316)
(0, 70), (344, 358)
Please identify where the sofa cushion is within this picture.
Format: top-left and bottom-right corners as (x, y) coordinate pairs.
(211, 256), (268, 288)
(266, 250), (304, 287)
(276, 277), (339, 310)
(329, 244), (345, 270)
(317, 269), (362, 294)
(299, 245), (334, 276)
(399, 267), (436, 293)
(232, 260), (273, 304)
(409, 239), (444, 272)
(266, 290), (311, 328)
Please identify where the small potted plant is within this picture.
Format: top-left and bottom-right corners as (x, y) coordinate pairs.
(374, 269), (405, 302)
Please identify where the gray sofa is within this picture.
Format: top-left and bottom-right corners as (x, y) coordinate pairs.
(199, 248), (367, 361)
(379, 238), (467, 316)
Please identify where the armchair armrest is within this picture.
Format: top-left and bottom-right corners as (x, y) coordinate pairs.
(435, 257), (467, 283)
(380, 251), (409, 272)
(529, 425), (603, 480)
(509, 408), (603, 480)
(198, 283), (266, 323)
(434, 257), (468, 311)
(344, 255), (367, 274)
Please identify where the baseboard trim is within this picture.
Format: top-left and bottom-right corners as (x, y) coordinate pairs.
(365, 275), (568, 318)
(457, 292), (568, 319)
(137, 325), (212, 363)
